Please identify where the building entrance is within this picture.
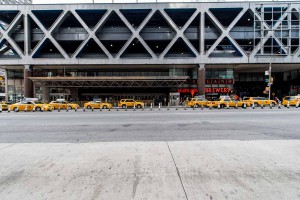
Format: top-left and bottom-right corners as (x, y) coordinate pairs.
(78, 87), (171, 106)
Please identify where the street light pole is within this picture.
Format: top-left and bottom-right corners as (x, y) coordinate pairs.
(268, 62), (272, 100)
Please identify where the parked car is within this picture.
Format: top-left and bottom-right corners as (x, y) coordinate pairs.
(31, 101), (53, 111)
(118, 99), (144, 109)
(187, 98), (209, 108)
(282, 96), (300, 106)
(84, 101), (113, 109)
(10, 101), (35, 111)
(207, 96), (249, 108)
(243, 97), (277, 107)
(0, 102), (9, 111)
(49, 99), (79, 110)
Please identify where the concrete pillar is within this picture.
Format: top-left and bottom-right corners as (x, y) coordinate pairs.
(200, 12), (205, 55)
(70, 88), (78, 99)
(198, 64), (206, 96)
(24, 65), (33, 98)
(42, 87), (50, 103)
(5, 69), (8, 101)
(24, 13), (30, 56)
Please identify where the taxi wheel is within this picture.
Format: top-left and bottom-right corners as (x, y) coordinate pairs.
(103, 105), (107, 109)
(254, 103), (259, 107)
(137, 105), (141, 109)
(13, 107), (18, 112)
(220, 104), (225, 108)
(122, 105), (126, 109)
(87, 106), (91, 109)
(68, 106), (72, 110)
(271, 102), (275, 107)
(194, 104), (199, 108)
(35, 107), (41, 111)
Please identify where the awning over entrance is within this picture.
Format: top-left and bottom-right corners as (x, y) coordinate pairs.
(29, 76), (189, 88)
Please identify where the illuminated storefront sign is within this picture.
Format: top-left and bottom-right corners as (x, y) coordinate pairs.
(205, 79), (234, 84)
(178, 88), (231, 94)
(205, 88), (231, 93)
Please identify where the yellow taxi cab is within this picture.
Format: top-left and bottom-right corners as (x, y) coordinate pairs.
(207, 96), (249, 108)
(32, 101), (53, 111)
(84, 101), (113, 109)
(20, 98), (52, 111)
(0, 102), (9, 111)
(118, 99), (144, 109)
(282, 96), (300, 106)
(49, 99), (79, 110)
(187, 98), (209, 108)
(10, 101), (36, 112)
(243, 97), (277, 107)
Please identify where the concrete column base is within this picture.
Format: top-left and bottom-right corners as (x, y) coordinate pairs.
(197, 65), (206, 96)
(24, 65), (33, 98)
(42, 87), (50, 103)
(70, 88), (78, 99)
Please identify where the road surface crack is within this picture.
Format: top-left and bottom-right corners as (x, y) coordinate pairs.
(0, 144), (16, 152)
(166, 141), (189, 200)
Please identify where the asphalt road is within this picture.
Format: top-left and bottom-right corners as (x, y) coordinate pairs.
(0, 108), (299, 143)
(1, 108), (300, 200)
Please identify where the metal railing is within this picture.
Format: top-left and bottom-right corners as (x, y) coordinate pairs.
(33, 0), (300, 4)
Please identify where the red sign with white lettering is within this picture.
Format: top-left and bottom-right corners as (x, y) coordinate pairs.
(178, 88), (232, 94)
(205, 88), (231, 93)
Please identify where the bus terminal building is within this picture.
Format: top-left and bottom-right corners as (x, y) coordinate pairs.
(1, 1), (300, 102)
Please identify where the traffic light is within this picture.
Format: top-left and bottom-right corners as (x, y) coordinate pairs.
(265, 87), (270, 92)
(263, 87), (270, 94)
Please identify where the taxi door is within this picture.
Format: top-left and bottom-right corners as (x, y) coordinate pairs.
(262, 98), (269, 105)
(61, 101), (68, 109)
(94, 101), (101, 109)
(255, 98), (263, 105)
(223, 99), (230, 107)
(51, 101), (58, 109)
(26, 102), (34, 111)
(128, 100), (134, 107)
(18, 103), (25, 111)
(229, 99), (236, 107)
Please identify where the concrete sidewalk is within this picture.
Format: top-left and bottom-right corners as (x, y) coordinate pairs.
(0, 141), (300, 200)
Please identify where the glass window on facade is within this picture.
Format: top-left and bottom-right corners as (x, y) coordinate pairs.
(7, 69), (24, 102)
(218, 69), (226, 79)
(205, 68), (235, 99)
(237, 73), (264, 82)
(226, 69), (234, 79)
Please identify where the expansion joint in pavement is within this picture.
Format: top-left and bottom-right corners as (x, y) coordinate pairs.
(166, 141), (189, 200)
(0, 144), (16, 151)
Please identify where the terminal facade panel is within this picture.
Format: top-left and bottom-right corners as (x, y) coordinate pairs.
(0, 2), (300, 102)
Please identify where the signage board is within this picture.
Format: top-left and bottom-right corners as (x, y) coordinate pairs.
(205, 79), (234, 84)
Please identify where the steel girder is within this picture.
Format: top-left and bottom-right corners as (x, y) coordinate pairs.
(0, 2), (300, 65)
(33, 80), (187, 88)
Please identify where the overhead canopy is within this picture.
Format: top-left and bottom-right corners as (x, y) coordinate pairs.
(29, 76), (189, 88)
